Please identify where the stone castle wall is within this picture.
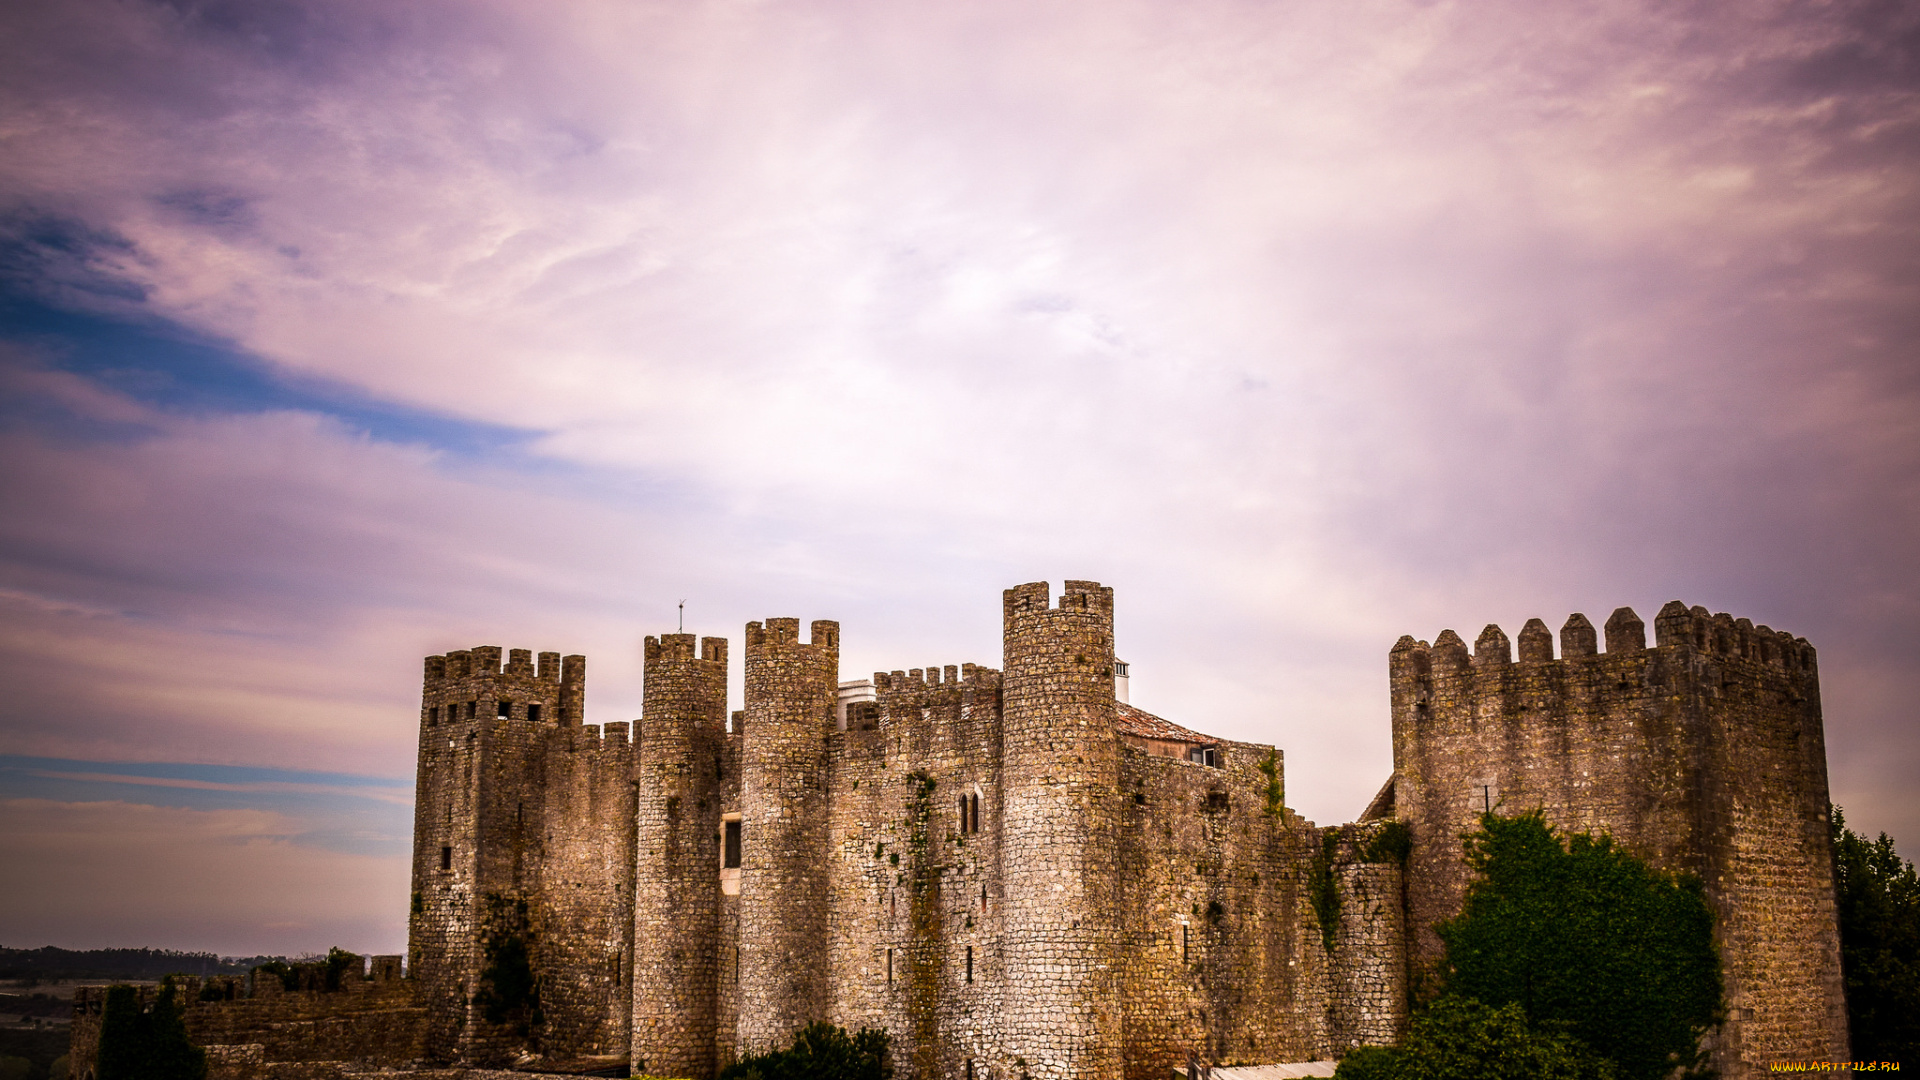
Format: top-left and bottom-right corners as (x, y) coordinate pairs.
(386, 581), (1848, 1080)
(68, 959), (425, 1079)
(1390, 601), (1847, 1079)
(631, 633), (727, 1078)
(736, 618), (841, 1055)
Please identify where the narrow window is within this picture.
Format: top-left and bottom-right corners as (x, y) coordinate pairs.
(971, 793), (981, 833)
(427, 706), (439, 725)
(466, 700), (477, 719)
(440, 845), (452, 871)
(887, 948), (893, 983)
(980, 883), (988, 911)
(1182, 923), (1189, 962)
(724, 820), (743, 868)
(527, 703), (541, 723)
(967, 1061), (976, 1080)
(890, 890), (897, 918)
(966, 945), (974, 983)
(497, 699), (511, 718)
(959, 794), (969, 832)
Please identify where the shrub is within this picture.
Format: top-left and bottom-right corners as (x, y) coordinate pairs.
(1831, 805), (1920, 1062)
(717, 1022), (891, 1080)
(1435, 811), (1721, 1080)
(1333, 996), (1616, 1080)
(97, 979), (207, 1080)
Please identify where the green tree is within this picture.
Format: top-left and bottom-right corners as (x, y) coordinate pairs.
(1830, 806), (1920, 1062)
(0, 1054), (30, 1080)
(1433, 811), (1721, 1080)
(716, 1022), (892, 1080)
(1333, 997), (1615, 1080)
(97, 980), (207, 1080)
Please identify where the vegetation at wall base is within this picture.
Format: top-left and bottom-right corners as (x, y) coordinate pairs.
(1338, 811), (1721, 1080)
(1830, 805), (1920, 1063)
(716, 1022), (892, 1080)
(96, 979), (207, 1080)
(1333, 996), (1617, 1080)
(1435, 811), (1721, 1080)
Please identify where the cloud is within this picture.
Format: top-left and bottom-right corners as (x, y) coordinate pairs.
(0, 798), (407, 955)
(0, 0), (1914, 952)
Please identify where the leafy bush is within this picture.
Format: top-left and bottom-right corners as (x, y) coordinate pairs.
(717, 1022), (891, 1080)
(1333, 996), (1616, 1080)
(1831, 805), (1920, 1062)
(1435, 811), (1720, 1080)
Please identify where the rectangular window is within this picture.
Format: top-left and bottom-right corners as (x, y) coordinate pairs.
(439, 845), (452, 871)
(971, 792), (981, 833)
(958, 794), (970, 833)
(527, 703), (541, 723)
(724, 820), (742, 868)
(466, 701), (477, 719)
(966, 945), (973, 983)
(887, 948), (893, 983)
(427, 706), (439, 724)
(1182, 923), (1189, 963)
(497, 699), (511, 718)
(967, 1061), (975, 1080)
(1187, 746), (1218, 767)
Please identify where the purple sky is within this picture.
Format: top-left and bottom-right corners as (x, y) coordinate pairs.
(1, 0), (1915, 958)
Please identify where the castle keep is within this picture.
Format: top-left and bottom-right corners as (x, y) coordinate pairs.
(400, 581), (1846, 1080)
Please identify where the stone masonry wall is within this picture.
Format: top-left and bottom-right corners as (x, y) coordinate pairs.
(736, 618), (841, 1055)
(411, 648), (576, 1062)
(1391, 601), (1846, 1079)
(821, 663), (1006, 1080)
(69, 960), (425, 1079)
(998, 581), (1125, 1080)
(632, 633), (728, 1078)
(1115, 739), (1330, 1079)
(536, 719), (636, 1060)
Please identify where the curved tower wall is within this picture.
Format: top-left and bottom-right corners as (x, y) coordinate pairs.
(632, 633), (729, 1078)
(999, 581), (1124, 1080)
(1391, 602), (1846, 1079)
(736, 617), (840, 1054)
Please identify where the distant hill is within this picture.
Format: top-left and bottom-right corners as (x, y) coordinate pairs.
(0, 946), (287, 982)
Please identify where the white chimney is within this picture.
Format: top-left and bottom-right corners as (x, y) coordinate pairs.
(1114, 659), (1130, 705)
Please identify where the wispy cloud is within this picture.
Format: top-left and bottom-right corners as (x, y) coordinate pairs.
(0, 0), (1915, 951)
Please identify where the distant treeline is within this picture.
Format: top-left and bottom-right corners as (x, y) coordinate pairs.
(0, 947), (286, 982)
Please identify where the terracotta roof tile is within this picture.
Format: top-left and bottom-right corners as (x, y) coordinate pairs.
(1114, 701), (1219, 745)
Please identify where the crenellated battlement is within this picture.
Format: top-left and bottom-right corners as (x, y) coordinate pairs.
(1655, 601), (1816, 671)
(646, 632), (728, 666)
(1003, 578), (1115, 620)
(872, 662), (999, 694)
(422, 644), (586, 686)
(745, 618), (840, 652)
(1393, 601), (1815, 680)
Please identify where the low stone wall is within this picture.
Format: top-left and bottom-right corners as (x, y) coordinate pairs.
(68, 955), (428, 1080)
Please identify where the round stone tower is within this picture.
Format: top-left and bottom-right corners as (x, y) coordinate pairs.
(632, 633), (728, 1078)
(998, 581), (1123, 1080)
(736, 617), (839, 1055)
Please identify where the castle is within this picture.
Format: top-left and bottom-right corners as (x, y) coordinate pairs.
(400, 580), (1847, 1080)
